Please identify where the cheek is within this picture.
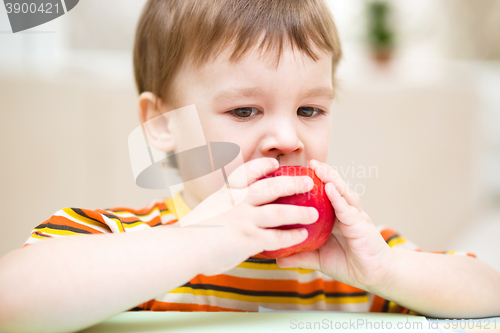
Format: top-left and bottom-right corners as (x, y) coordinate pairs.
(307, 140), (329, 158)
(200, 115), (236, 141)
(232, 138), (257, 162)
(306, 125), (331, 157)
(202, 123), (258, 166)
(203, 121), (256, 153)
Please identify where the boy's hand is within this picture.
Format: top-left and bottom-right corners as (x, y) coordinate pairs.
(188, 157), (318, 277)
(276, 160), (393, 293)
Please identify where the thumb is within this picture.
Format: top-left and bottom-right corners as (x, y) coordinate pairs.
(276, 249), (320, 270)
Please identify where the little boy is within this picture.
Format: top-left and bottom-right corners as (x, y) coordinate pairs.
(1, 0), (499, 332)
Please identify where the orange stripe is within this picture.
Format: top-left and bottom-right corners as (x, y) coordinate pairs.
(250, 253), (270, 259)
(44, 215), (106, 234)
(189, 274), (364, 295)
(323, 280), (365, 294)
(369, 295), (385, 312)
(78, 208), (109, 224)
(163, 217), (179, 226)
(379, 228), (398, 243)
(369, 296), (411, 314)
(145, 216), (163, 226)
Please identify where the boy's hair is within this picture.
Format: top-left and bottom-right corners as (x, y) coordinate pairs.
(133, 0), (342, 168)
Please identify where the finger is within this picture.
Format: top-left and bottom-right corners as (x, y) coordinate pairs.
(246, 175), (314, 206)
(227, 157), (279, 189)
(276, 249), (320, 271)
(254, 204), (318, 228)
(309, 160), (361, 211)
(261, 228), (309, 253)
(326, 182), (364, 226)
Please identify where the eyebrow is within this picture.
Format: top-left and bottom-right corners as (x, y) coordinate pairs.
(213, 87), (265, 103)
(300, 86), (335, 100)
(212, 86), (334, 103)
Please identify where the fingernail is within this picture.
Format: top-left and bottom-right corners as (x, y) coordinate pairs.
(309, 207), (318, 222)
(272, 159), (279, 168)
(303, 176), (313, 188)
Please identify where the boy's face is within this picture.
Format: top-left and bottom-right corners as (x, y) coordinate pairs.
(161, 46), (334, 207)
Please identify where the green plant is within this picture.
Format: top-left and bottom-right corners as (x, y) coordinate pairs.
(367, 1), (394, 50)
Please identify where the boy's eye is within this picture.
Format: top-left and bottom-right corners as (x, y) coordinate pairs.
(228, 106), (325, 121)
(297, 106), (324, 117)
(229, 107), (260, 119)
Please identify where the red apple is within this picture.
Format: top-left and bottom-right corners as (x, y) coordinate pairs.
(258, 165), (335, 259)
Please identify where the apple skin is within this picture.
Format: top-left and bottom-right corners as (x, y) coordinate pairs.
(258, 165), (336, 259)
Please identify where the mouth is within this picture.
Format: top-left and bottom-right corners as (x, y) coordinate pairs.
(274, 155), (310, 168)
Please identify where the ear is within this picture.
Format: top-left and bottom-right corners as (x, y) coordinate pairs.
(138, 92), (176, 152)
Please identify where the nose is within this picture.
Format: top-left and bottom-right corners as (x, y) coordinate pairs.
(260, 115), (304, 160)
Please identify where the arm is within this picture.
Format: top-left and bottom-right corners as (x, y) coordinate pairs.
(371, 248), (500, 318)
(0, 157), (316, 333)
(277, 159), (500, 318)
(0, 226), (206, 333)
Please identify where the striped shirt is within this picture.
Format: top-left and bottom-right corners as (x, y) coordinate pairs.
(23, 191), (475, 314)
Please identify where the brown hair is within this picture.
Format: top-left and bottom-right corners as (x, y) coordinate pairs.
(133, 0), (342, 168)
(133, 0), (342, 101)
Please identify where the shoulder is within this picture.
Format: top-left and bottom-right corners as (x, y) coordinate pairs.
(101, 198), (178, 230)
(23, 198), (178, 247)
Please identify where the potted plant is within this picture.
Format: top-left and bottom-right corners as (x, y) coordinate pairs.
(367, 1), (395, 64)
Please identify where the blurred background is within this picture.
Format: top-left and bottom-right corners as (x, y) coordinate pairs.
(1, 0), (499, 271)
